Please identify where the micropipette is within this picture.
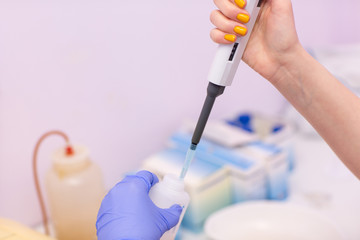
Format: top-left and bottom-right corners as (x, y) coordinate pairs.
(180, 0), (264, 179)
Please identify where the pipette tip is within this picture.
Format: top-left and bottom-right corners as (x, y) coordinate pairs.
(179, 144), (197, 179)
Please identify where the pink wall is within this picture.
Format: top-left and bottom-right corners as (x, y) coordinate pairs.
(0, 0), (360, 226)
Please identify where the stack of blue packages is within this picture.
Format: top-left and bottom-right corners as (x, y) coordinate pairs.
(142, 113), (296, 232)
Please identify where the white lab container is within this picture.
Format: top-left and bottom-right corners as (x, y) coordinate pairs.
(45, 145), (105, 240)
(149, 174), (190, 240)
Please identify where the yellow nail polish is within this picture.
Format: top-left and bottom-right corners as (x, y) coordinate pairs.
(237, 13), (250, 23)
(224, 34), (236, 42)
(234, 26), (247, 36)
(235, 0), (246, 8)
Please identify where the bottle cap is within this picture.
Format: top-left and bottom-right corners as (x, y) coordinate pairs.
(52, 145), (90, 174)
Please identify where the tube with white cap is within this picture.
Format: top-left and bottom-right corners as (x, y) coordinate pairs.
(180, 0), (264, 179)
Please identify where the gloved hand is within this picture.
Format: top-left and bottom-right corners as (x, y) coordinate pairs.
(96, 170), (183, 240)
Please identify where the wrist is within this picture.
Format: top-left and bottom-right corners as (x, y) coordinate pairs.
(268, 43), (307, 86)
(268, 43), (324, 111)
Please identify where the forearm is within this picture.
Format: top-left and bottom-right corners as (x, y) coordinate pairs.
(272, 46), (360, 178)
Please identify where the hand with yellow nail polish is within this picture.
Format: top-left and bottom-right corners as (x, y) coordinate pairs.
(210, 0), (302, 82)
(214, 0), (360, 181)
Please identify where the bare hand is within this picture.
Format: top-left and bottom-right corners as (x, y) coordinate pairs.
(210, 0), (302, 82)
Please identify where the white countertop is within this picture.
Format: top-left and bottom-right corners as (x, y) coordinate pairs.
(181, 134), (360, 239)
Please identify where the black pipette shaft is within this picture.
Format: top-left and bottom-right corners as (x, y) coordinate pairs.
(191, 82), (225, 146)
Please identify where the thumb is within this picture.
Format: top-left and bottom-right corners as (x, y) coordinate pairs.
(158, 204), (183, 230)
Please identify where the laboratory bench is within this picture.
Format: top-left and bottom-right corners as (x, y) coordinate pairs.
(180, 133), (360, 240)
(27, 133), (360, 239)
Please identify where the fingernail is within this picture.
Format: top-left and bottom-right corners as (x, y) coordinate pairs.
(237, 13), (250, 23)
(234, 26), (247, 36)
(224, 34), (236, 42)
(235, 0), (246, 8)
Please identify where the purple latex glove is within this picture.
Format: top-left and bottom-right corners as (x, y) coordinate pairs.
(96, 170), (182, 240)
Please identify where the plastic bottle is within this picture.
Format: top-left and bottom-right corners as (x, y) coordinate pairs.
(45, 145), (105, 240)
(149, 174), (190, 240)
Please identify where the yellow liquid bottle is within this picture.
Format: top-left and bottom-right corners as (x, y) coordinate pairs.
(45, 145), (105, 240)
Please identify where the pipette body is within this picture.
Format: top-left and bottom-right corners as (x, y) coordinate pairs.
(192, 0), (263, 146)
(180, 0), (264, 179)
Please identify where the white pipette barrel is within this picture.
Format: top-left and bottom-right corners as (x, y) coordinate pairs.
(208, 0), (263, 87)
(191, 0), (263, 146)
(182, 0), (264, 179)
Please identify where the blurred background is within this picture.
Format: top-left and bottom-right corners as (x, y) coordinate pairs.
(0, 0), (360, 237)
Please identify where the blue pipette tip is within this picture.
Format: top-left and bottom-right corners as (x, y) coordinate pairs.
(179, 144), (197, 179)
